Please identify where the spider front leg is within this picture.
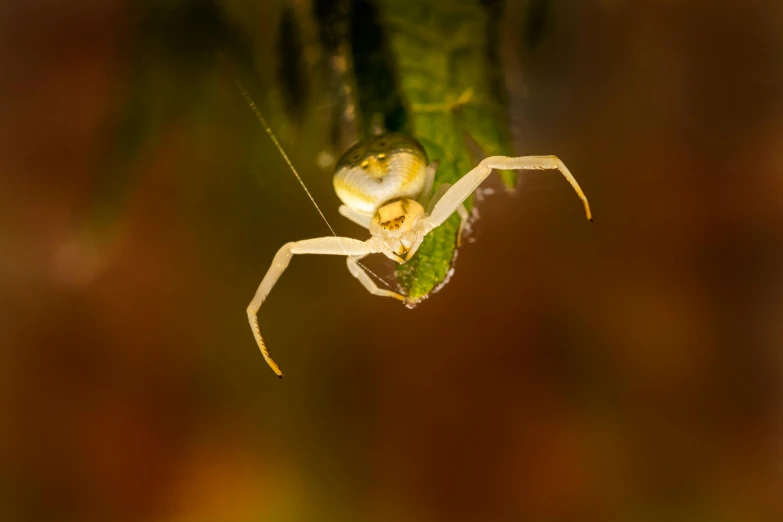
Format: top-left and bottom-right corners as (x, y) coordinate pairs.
(416, 161), (440, 209)
(346, 255), (405, 301)
(247, 236), (378, 377)
(338, 205), (372, 228)
(426, 183), (470, 246)
(423, 155), (593, 232)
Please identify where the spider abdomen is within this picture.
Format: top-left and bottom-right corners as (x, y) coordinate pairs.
(333, 133), (428, 214)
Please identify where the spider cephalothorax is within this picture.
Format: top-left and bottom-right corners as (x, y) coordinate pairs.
(248, 133), (592, 377)
(370, 198), (427, 262)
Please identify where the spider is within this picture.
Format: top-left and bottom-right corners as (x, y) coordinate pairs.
(246, 132), (592, 377)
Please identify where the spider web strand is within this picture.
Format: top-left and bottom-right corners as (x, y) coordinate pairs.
(233, 77), (393, 290)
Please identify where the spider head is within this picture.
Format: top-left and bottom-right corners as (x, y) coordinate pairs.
(370, 198), (426, 263)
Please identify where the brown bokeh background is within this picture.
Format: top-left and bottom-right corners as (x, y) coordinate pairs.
(2, 1), (782, 521)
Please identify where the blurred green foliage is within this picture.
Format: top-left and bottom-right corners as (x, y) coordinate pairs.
(89, 0), (260, 238)
(96, 0), (517, 301)
(372, 0), (516, 300)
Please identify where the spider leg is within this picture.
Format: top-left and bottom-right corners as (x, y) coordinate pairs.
(417, 161), (439, 209)
(346, 255), (405, 301)
(247, 237), (378, 377)
(494, 156), (592, 221)
(423, 155), (592, 231)
(425, 183), (450, 214)
(455, 205), (469, 247)
(338, 205), (373, 229)
(426, 183), (469, 246)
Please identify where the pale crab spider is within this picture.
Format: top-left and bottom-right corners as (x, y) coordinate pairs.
(247, 133), (592, 377)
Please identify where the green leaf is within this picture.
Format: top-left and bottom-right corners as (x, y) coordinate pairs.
(350, 0), (516, 302)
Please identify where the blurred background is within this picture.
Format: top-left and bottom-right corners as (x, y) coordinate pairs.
(1, 1), (782, 521)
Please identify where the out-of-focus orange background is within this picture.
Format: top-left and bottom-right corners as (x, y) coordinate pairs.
(2, 1), (782, 521)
